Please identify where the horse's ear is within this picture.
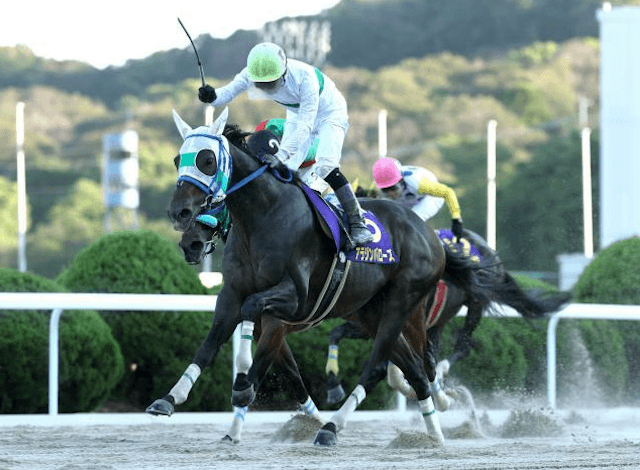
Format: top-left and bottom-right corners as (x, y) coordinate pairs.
(209, 107), (229, 136)
(172, 109), (192, 140)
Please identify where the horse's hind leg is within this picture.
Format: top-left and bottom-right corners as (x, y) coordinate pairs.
(325, 321), (369, 405)
(446, 299), (483, 371)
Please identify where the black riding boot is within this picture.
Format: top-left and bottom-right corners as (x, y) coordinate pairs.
(334, 184), (374, 247)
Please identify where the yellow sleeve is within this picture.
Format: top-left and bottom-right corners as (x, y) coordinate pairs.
(417, 178), (462, 220)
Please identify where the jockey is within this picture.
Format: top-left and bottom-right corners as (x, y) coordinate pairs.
(373, 157), (464, 242)
(197, 42), (373, 247)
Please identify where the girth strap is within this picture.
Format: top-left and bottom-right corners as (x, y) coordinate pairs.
(281, 253), (351, 330)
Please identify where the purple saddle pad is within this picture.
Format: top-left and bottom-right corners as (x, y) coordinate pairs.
(300, 184), (397, 265)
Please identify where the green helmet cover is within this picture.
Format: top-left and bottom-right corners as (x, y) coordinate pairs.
(247, 42), (287, 82)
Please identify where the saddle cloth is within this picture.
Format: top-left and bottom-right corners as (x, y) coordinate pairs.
(436, 228), (483, 265)
(299, 183), (397, 265)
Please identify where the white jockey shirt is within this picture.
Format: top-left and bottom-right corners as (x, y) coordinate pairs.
(210, 59), (348, 172)
(396, 166), (446, 221)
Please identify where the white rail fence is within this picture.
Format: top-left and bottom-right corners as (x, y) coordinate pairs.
(1, 293), (639, 414)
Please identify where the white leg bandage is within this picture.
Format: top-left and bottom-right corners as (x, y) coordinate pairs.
(330, 384), (366, 432)
(300, 396), (325, 423)
(430, 376), (452, 411)
(227, 406), (248, 443)
(386, 363), (416, 399)
(419, 396), (444, 444)
(169, 363), (201, 405)
(435, 359), (450, 379)
(236, 321), (255, 374)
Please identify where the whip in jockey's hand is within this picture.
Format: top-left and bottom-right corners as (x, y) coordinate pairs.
(451, 218), (464, 243)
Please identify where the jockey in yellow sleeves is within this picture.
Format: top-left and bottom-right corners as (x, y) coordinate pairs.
(372, 157), (464, 242)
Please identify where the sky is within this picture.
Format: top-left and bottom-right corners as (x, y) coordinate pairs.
(0, 0), (342, 69)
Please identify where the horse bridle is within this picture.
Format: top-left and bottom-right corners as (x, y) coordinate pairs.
(179, 131), (294, 212)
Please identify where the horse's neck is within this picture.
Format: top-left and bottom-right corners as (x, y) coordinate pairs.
(225, 146), (289, 229)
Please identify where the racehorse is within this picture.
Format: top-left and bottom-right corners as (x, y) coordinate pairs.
(180, 221), (570, 407)
(146, 107), (489, 446)
(323, 228), (571, 404)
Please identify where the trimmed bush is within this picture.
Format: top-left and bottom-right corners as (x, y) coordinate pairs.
(573, 237), (640, 402)
(56, 230), (233, 411)
(440, 317), (529, 394)
(0, 268), (123, 413)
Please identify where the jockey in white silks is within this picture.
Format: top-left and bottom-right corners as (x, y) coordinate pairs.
(197, 42), (373, 247)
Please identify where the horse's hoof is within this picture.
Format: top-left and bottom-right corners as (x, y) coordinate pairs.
(145, 398), (174, 416)
(221, 435), (238, 444)
(313, 422), (338, 446)
(231, 384), (255, 407)
(326, 384), (346, 405)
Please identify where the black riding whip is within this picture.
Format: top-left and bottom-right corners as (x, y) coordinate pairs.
(178, 17), (206, 87)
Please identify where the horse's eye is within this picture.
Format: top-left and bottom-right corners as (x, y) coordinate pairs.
(195, 149), (217, 176)
(173, 155), (180, 170)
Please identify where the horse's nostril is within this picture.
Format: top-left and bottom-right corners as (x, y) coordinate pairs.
(178, 209), (192, 221)
(191, 242), (204, 252)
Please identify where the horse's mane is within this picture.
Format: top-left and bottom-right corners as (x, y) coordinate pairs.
(222, 123), (252, 153)
(222, 124), (301, 184)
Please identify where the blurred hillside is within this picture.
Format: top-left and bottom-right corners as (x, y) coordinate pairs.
(0, 0), (617, 279)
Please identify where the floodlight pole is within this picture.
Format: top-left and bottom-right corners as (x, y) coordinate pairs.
(16, 102), (27, 272)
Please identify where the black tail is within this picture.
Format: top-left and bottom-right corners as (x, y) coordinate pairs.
(482, 271), (571, 319)
(442, 246), (494, 308)
(443, 247), (571, 319)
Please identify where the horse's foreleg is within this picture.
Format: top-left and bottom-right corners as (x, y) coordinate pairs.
(233, 279), (298, 386)
(146, 304), (238, 416)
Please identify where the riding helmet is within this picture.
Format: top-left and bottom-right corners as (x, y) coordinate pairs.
(247, 42), (287, 82)
(373, 157), (403, 189)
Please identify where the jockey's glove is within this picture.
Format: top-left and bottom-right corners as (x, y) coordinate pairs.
(198, 85), (217, 103)
(451, 218), (464, 242)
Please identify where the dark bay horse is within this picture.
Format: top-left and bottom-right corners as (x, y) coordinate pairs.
(147, 107), (487, 446)
(180, 222), (569, 409)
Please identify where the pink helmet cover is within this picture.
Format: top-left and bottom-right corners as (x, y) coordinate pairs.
(373, 157), (402, 188)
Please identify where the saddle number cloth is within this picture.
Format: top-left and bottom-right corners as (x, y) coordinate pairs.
(300, 184), (397, 265)
(347, 211), (397, 265)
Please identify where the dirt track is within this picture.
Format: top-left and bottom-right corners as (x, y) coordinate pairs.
(1, 406), (639, 470)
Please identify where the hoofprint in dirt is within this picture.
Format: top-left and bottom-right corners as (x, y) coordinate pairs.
(1, 408), (640, 470)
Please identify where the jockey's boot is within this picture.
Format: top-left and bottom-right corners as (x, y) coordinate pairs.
(334, 185), (374, 247)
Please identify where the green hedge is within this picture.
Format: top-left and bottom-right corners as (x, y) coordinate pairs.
(0, 268), (123, 413)
(573, 237), (640, 402)
(56, 230), (233, 411)
(438, 271), (628, 405)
